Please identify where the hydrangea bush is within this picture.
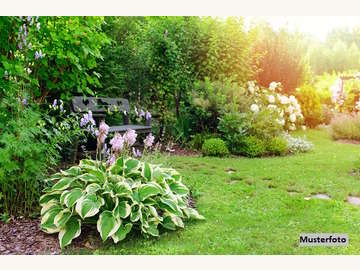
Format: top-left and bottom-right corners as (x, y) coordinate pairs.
(247, 81), (304, 131)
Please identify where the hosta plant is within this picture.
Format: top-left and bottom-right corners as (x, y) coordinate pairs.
(40, 157), (204, 248)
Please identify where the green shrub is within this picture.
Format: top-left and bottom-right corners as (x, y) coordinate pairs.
(296, 84), (323, 128)
(188, 133), (218, 150)
(266, 137), (288, 156)
(201, 138), (229, 157)
(237, 136), (266, 158)
(282, 133), (313, 153)
(40, 157), (204, 249)
(330, 113), (360, 140)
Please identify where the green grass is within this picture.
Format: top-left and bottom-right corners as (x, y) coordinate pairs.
(69, 128), (360, 254)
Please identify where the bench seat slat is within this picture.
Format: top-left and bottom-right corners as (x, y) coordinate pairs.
(109, 125), (152, 133)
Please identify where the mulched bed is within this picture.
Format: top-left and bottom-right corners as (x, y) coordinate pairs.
(0, 194), (198, 255)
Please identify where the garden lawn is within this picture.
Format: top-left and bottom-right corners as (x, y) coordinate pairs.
(69, 128), (360, 254)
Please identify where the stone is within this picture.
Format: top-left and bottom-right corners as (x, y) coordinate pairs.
(347, 196), (360, 206)
(311, 193), (331, 200)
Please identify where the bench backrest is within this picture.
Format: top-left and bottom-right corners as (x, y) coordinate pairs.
(72, 96), (130, 113)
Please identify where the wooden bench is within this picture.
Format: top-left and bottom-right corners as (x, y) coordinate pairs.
(72, 96), (152, 134)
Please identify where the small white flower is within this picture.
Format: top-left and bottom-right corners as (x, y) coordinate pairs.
(277, 118), (285, 126)
(250, 104), (259, 113)
(279, 110), (284, 118)
(269, 82), (278, 91)
(289, 95), (297, 103)
(289, 113), (297, 123)
(301, 125), (306, 130)
(268, 95), (275, 103)
(248, 81), (255, 94)
(280, 96), (290, 105)
(286, 105), (294, 114)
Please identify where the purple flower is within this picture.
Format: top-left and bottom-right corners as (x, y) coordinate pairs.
(36, 16), (39, 22)
(27, 16), (32, 22)
(139, 109), (145, 118)
(132, 147), (142, 158)
(107, 154), (116, 167)
(145, 111), (152, 120)
(144, 133), (155, 149)
(110, 133), (124, 153)
(53, 99), (57, 108)
(80, 111), (96, 128)
(18, 43), (23, 50)
(123, 128), (137, 147)
(98, 120), (109, 144)
(28, 42), (31, 49)
(22, 98), (28, 106)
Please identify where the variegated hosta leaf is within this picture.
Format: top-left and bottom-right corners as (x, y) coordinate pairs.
(169, 182), (189, 196)
(62, 166), (82, 177)
(130, 205), (142, 222)
(114, 181), (132, 197)
(78, 173), (99, 183)
(114, 200), (131, 219)
(169, 214), (184, 228)
(141, 162), (152, 181)
(79, 159), (98, 168)
(75, 194), (104, 219)
(138, 182), (163, 201)
(58, 217), (81, 249)
(124, 158), (140, 175)
(97, 211), (121, 241)
(51, 177), (75, 191)
(183, 207), (205, 220)
(86, 183), (102, 194)
(41, 199), (61, 215)
(145, 222), (159, 237)
(158, 197), (183, 217)
(112, 223), (132, 243)
(39, 191), (63, 205)
(54, 209), (72, 228)
(60, 188), (83, 208)
(161, 216), (176, 231)
(41, 204), (63, 234)
(109, 157), (124, 175)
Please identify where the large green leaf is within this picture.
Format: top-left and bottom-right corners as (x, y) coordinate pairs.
(58, 217), (81, 249)
(86, 183), (102, 194)
(54, 209), (72, 228)
(75, 194), (104, 219)
(39, 191), (63, 205)
(114, 200), (131, 219)
(158, 198), (183, 217)
(51, 177), (75, 191)
(162, 216), (176, 231)
(130, 205), (142, 222)
(63, 188), (83, 208)
(78, 173), (99, 183)
(124, 158), (140, 175)
(62, 166), (82, 176)
(183, 207), (205, 220)
(41, 204), (63, 234)
(114, 182), (132, 197)
(138, 182), (163, 201)
(112, 223), (132, 243)
(97, 211), (121, 241)
(109, 157), (124, 175)
(141, 162), (152, 181)
(169, 182), (189, 196)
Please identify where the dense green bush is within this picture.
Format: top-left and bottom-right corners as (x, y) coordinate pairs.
(330, 113), (360, 140)
(40, 157), (204, 248)
(296, 85), (323, 128)
(201, 138), (229, 157)
(266, 137), (288, 156)
(237, 136), (266, 158)
(188, 133), (218, 150)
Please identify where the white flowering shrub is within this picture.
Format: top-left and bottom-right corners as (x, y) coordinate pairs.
(247, 81), (304, 131)
(282, 133), (313, 154)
